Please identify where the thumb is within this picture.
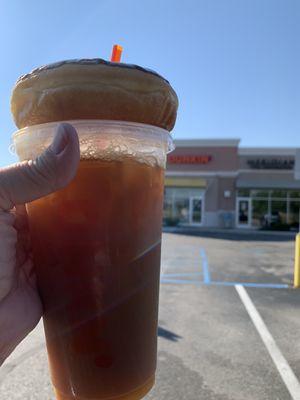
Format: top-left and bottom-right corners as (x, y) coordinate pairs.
(0, 123), (80, 211)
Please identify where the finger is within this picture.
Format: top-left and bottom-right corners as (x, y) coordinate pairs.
(21, 256), (36, 283)
(0, 212), (17, 301)
(0, 123), (80, 211)
(15, 204), (27, 217)
(11, 206), (31, 266)
(13, 205), (28, 231)
(16, 239), (27, 268)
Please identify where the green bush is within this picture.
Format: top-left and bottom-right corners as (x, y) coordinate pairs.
(163, 217), (180, 227)
(261, 223), (291, 231)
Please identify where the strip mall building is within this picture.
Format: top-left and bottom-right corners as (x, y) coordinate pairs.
(164, 139), (300, 230)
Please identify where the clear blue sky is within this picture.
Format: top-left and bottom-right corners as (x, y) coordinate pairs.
(0, 0), (299, 166)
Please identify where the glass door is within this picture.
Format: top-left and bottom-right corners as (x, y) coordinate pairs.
(190, 197), (203, 225)
(174, 198), (190, 224)
(236, 198), (251, 228)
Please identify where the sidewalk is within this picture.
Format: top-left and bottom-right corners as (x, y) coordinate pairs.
(163, 226), (297, 241)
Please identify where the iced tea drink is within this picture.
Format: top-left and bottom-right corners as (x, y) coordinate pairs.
(13, 120), (170, 400)
(27, 158), (164, 400)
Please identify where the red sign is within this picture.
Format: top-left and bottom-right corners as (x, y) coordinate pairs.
(167, 155), (212, 164)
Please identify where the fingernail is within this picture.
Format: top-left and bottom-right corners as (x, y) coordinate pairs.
(51, 124), (68, 155)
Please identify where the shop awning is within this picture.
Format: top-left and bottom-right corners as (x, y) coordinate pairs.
(165, 177), (206, 188)
(237, 173), (300, 189)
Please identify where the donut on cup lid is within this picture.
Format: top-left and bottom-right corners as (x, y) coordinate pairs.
(11, 59), (178, 131)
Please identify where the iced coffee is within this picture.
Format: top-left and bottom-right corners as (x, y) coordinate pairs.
(11, 59), (178, 400)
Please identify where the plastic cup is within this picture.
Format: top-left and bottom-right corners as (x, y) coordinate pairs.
(13, 120), (173, 400)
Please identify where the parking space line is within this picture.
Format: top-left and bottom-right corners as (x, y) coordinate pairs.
(160, 278), (200, 285)
(200, 248), (211, 284)
(214, 281), (289, 289)
(161, 273), (202, 278)
(236, 284), (300, 400)
(160, 279), (288, 288)
(161, 248), (289, 288)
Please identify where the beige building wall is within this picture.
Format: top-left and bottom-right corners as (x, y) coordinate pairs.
(218, 178), (236, 211)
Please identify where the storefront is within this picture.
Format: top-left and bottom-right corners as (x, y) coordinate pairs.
(164, 140), (300, 230)
(236, 148), (299, 230)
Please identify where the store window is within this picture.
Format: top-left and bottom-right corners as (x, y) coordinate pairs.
(236, 189), (300, 230)
(289, 201), (300, 228)
(163, 188), (204, 226)
(237, 189), (250, 197)
(289, 191), (300, 199)
(252, 200), (268, 228)
(271, 200), (287, 225)
(271, 190), (288, 198)
(173, 198), (190, 224)
(250, 190), (269, 198)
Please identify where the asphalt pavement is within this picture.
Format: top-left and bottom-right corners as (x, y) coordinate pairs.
(1, 232), (299, 400)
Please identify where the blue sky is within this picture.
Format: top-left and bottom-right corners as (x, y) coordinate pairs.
(0, 0), (299, 166)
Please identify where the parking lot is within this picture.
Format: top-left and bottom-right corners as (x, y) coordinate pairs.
(1, 232), (300, 400)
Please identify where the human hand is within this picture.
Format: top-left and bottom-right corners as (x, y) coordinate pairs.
(0, 123), (80, 365)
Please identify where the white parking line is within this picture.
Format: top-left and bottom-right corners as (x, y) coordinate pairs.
(235, 284), (300, 400)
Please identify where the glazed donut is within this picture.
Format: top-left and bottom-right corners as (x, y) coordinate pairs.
(11, 59), (178, 131)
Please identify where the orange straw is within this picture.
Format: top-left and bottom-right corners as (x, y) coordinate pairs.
(111, 44), (123, 62)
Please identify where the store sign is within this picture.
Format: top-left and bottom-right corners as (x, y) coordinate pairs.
(168, 155), (212, 164)
(247, 159), (294, 170)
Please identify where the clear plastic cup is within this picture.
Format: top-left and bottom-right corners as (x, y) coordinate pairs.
(13, 120), (173, 400)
